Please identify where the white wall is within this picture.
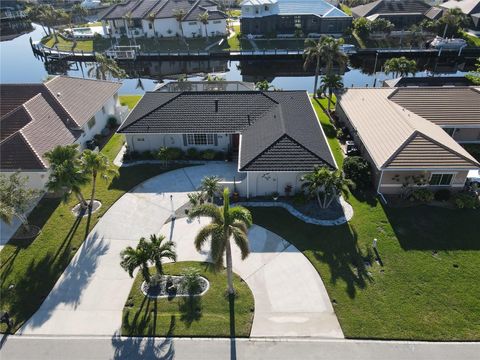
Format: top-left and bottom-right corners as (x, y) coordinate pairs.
(153, 18), (181, 38)
(182, 19), (227, 37)
(125, 133), (231, 152)
(246, 171), (307, 197)
(77, 95), (120, 148)
(1, 170), (49, 191)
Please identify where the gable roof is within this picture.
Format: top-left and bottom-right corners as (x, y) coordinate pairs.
(352, 0), (431, 17)
(0, 76), (120, 170)
(389, 87), (480, 126)
(440, 0), (480, 15)
(101, 0), (226, 20)
(119, 90), (336, 172)
(338, 88), (479, 170)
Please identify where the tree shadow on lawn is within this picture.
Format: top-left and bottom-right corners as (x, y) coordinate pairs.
(383, 203), (480, 251)
(249, 207), (373, 299)
(179, 295), (202, 327)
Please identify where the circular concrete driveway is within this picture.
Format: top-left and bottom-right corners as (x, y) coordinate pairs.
(164, 217), (344, 338)
(19, 163), (343, 338)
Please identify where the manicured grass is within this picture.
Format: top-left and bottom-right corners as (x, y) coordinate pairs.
(122, 262), (254, 337)
(0, 133), (189, 333)
(100, 133), (125, 161)
(461, 31), (480, 47)
(42, 35), (111, 52)
(311, 96), (344, 167)
(248, 98), (480, 340)
(119, 94), (142, 110)
(340, 4), (352, 16)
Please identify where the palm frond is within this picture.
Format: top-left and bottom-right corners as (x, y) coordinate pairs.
(229, 206), (252, 228)
(231, 226), (250, 260)
(188, 203), (223, 223)
(193, 223), (219, 251)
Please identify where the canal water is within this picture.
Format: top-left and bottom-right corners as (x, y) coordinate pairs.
(0, 23), (476, 94)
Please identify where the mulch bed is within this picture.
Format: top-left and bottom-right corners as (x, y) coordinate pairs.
(141, 275), (209, 298)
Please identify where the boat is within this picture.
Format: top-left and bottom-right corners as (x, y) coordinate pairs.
(429, 36), (467, 50)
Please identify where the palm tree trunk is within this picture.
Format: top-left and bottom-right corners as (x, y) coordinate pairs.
(75, 191), (88, 209)
(316, 192), (323, 209)
(313, 56), (320, 98)
(327, 88), (332, 113)
(205, 24), (208, 41)
(225, 238), (234, 294)
(90, 173), (97, 208)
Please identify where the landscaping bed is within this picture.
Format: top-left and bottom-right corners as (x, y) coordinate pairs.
(122, 262), (254, 337)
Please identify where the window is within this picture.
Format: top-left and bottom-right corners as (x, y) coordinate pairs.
(213, 20), (221, 24)
(444, 127), (455, 137)
(187, 134), (214, 145)
(264, 5), (269, 10)
(189, 21), (197, 25)
(148, 23), (153, 29)
(87, 117), (96, 129)
(429, 173), (454, 186)
(294, 15), (301, 28)
(136, 137), (145, 141)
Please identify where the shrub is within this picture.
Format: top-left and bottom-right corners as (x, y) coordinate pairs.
(201, 149), (216, 160)
(343, 156), (371, 189)
(107, 116), (118, 129)
(186, 147), (199, 160)
(410, 188), (434, 203)
(292, 191), (307, 205)
(452, 192), (479, 209)
(182, 267), (201, 294)
(434, 189), (451, 202)
(165, 147), (184, 160)
(140, 150), (154, 160)
(336, 128), (346, 141)
(215, 151), (226, 160)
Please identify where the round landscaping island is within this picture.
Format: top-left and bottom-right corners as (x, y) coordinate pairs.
(122, 261), (254, 337)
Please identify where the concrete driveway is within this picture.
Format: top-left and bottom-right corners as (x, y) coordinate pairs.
(165, 217), (343, 338)
(18, 162), (342, 338)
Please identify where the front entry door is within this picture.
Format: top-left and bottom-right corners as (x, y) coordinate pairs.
(231, 134), (240, 151)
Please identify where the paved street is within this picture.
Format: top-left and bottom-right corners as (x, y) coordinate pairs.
(1, 336), (479, 360)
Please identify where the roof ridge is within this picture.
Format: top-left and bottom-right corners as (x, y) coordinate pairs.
(0, 105), (34, 145)
(381, 130), (419, 168)
(0, 132), (46, 170)
(19, 101), (48, 168)
(42, 82), (81, 128)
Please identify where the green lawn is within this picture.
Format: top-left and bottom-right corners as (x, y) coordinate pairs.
(119, 94), (142, 110)
(119, 36), (222, 52)
(42, 35), (111, 53)
(122, 262), (254, 337)
(340, 4), (352, 16)
(461, 31), (480, 47)
(244, 98), (480, 340)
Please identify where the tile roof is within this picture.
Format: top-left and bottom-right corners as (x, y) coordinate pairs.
(102, 0), (226, 20)
(119, 90), (336, 171)
(338, 88), (479, 170)
(440, 0), (480, 15)
(352, 0), (431, 17)
(0, 76), (120, 170)
(241, 0), (350, 17)
(44, 76), (121, 127)
(389, 87), (480, 126)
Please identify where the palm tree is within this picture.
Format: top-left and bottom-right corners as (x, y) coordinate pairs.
(71, 3), (87, 23)
(255, 80), (274, 91)
(120, 238), (153, 283)
(384, 56), (417, 78)
(41, 5), (59, 42)
(304, 36), (347, 98)
(81, 150), (119, 209)
(147, 234), (177, 275)
(44, 145), (90, 209)
(197, 11), (209, 41)
(200, 175), (221, 203)
(173, 8), (187, 40)
(147, 12), (157, 38)
(123, 11), (132, 39)
(441, 8), (467, 38)
(320, 74), (343, 112)
(301, 166), (354, 209)
(88, 54), (127, 80)
(188, 188), (252, 294)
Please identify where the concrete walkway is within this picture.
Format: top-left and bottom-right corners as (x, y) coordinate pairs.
(18, 163), (341, 338)
(162, 217), (343, 338)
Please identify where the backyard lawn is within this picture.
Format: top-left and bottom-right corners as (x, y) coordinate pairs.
(42, 35), (112, 53)
(244, 98), (480, 340)
(122, 262), (254, 337)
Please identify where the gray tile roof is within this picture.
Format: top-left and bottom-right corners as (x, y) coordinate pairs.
(102, 0), (226, 20)
(119, 90), (336, 172)
(352, 0), (431, 17)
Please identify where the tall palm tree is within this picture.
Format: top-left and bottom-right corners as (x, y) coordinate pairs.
(320, 74), (343, 112)
(197, 11), (209, 41)
(147, 234), (177, 275)
(301, 166), (354, 209)
(304, 36), (347, 98)
(123, 11), (133, 39)
(173, 8), (187, 40)
(147, 12), (157, 38)
(200, 175), (221, 203)
(41, 5), (59, 42)
(88, 54), (127, 80)
(188, 188), (252, 294)
(81, 150), (119, 209)
(44, 145), (90, 209)
(441, 8), (467, 38)
(120, 238), (153, 283)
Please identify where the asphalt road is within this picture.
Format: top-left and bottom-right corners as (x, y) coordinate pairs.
(1, 336), (479, 360)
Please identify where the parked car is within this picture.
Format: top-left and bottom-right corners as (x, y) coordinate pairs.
(344, 140), (360, 156)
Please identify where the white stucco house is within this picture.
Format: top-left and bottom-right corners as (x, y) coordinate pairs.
(118, 88), (337, 197)
(0, 76), (124, 191)
(100, 0), (228, 39)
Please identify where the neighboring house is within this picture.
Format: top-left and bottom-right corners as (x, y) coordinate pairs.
(439, 0), (480, 30)
(383, 76), (474, 87)
(155, 80), (255, 91)
(0, 76), (123, 190)
(101, 0), (228, 39)
(351, 0), (432, 29)
(118, 90), (336, 197)
(240, 0), (352, 37)
(336, 87), (480, 196)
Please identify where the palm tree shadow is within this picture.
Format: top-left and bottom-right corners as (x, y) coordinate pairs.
(229, 293), (237, 360)
(178, 295), (202, 327)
